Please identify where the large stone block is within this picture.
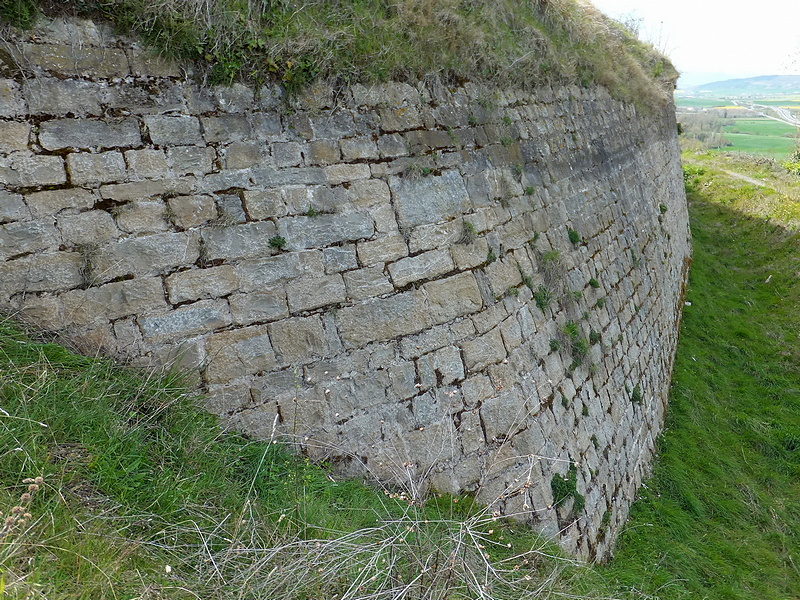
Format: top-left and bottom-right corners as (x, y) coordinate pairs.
(23, 77), (104, 116)
(357, 234), (408, 266)
(144, 115), (203, 146)
(279, 213), (374, 250)
(388, 249), (454, 288)
(0, 152), (66, 187)
(234, 251), (323, 292)
(0, 220), (59, 259)
(201, 114), (252, 142)
(286, 273), (346, 312)
(39, 118), (141, 150)
(343, 266), (394, 300)
(167, 195), (217, 229)
(124, 149), (169, 180)
(0, 252), (83, 298)
(0, 191), (30, 223)
(66, 151), (126, 185)
(138, 299), (232, 342)
(166, 265), (239, 304)
(201, 221), (278, 261)
(24, 187), (94, 218)
(423, 272), (484, 325)
(90, 232), (200, 283)
(114, 201), (170, 234)
(269, 315), (332, 364)
(204, 325), (277, 383)
(99, 178), (196, 201)
(61, 277), (167, 326)
(13, 42), (129, 78)
(0, 79), (26, 117)
(390, 170), (471, 229)
(0, 121), (31, 153)
(167, 146), (216, 176)
(228, 290), (289, 325)
(335, 291), (430, 348)
(58, 210), (118, 246)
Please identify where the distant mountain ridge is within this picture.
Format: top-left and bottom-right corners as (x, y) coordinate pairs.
(689, 75), (800, 96)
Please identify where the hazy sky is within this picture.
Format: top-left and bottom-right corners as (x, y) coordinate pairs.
(588, 0), (800, 87)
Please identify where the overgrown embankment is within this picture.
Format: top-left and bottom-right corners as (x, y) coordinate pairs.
(1, 0), (676, 108)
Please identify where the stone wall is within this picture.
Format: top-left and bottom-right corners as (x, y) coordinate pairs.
(0, 18), (690, 561)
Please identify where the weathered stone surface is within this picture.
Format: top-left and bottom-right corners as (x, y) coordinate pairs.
(202, 114), (251, 142)
(0, 220), (59, 259)
(388, 249), (454, 287)
(0, 191), (30, 223)
(99, 178), (196, 201)
(390, 170), (471, 229)
(343, 266), (394, 300)
(166, 265), (238, 304)
(14, 42), (128, 78)
(286, 274), (346, 312)
(90, 232), (200, 283)
(145, 115), (203, 146)
(58, 210), (118, 245)
(39, 118), (141, 150)
(23, 77), (104, 116)
(0, 79), (26, 117)
(307, 140), (340, 165)
(205, 325), (276, 383)
(235, 250), (324, 292)
(168, 146), (216, 176)
(323, 245), (358, 273)
(336, 291), (430, 348)
(347, 179), (391, 207)
(201, 221), (278, 261)
(423, 272), (484, 325)
(24, 187), (94, 217)
(242, 189), (286, 220)
(0, 152), (66, 187)
(124, 149), (169, 179)
(138, 299), (232, 341)
(62, 277), (167, 325)
(357, 234), (408, 266)
(229, 290), (289, 325)
(279, 213), (374, 250)
(0, 121), (31, 153)
(0, 252), (83, 297)
(224, 142), (262, 169)
(324, 163), (371, 185)
(340, 137), (379, 161)
(269, 315), (331, 364)
(66, 151), (126, 185)
(167, 195), (217, 229)
(114, 201), (170, 234)
(462, 328), (507, 371)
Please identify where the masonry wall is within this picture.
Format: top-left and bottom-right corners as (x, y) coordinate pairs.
(0, 18), (690, 561)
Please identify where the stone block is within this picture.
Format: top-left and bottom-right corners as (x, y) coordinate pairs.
(165, 265), (238, 304)
(0, 79), (26, 117)
(115, 201), (170, 234)
(0, 121), (31, 153)
(450, 238), (489, 270)
(343, 266), (394, 300)
(201, 221), (278, 261)
(99, 178), (196, 201)
(356, 234), (408, 266)
(307, 140), (340, 165)
(399, 325), (450, 359)
(66, 151), (126, 185)
(340, 137), (379, 161)
(127, 49), (182, 78)
(279, 213), (374, 250)
(377, 134), (409, 158)
(39, 118), (141, 150)
(14, 42), (129, 78)
(272, 142), (304, 168)
(283, 186), (339, 215)
(390, 170), (471, 229)
(0, 220), (59, 259)
(250, 166), (326, 187)
(418, 345), (465, 388)
(0, 252), (83, 298)
(0, 152), (66, 187)
(324, 163), (371, 185)
(423, 272), (484, 325)
(201, 114), (252, 142)
(228, 290), (289, 325)
(24, 187), (94, 218)
(58, 210), (118, 246)
(379, 105), (422, 132)
(335, 291), (430, 348)
(352, 81), (420, 108)
(167, 195), (217, 229)
(167, 146), (215, 176)
(309, 112), (356, 139)
(211, 84), (254, 113)
(346, 179), (391, 207)
(90, 232), (200, 283)
(23, 77), (104, 116)
(105, 79), (186, 116)
(462, 328), (507, 372)
(144, 115), (203, 146)
(138, 299), (232, 342)
(204, 325), (276, 383)
(408, 219), (463, 253)
(234, 250), (323, 292)
(62, 277), (167, 326)
(224, 142), (263, 170)
(388, 249), (454, 288)
(241, 189), (285, 220)
(0, 191), (30, 223)
(286, 273), (346, 312)
(269, 315), (331, 364)
(323, 245), (358, 273)
(485, 257), (523, 296)
(124, 149), (169, 179)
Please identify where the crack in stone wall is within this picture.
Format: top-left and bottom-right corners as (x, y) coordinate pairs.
(0, 17), (691, 561)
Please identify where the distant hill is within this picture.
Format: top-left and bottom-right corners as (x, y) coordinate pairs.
(689, 75), (800, 96)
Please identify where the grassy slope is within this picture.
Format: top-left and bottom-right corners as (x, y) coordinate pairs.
(597, 154), (800, 599)
(0, 0), (675, 109)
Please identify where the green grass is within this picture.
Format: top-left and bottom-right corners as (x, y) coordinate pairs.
(713, 132), (797, 158)
(0, 0), (675, 108)
(594, 154), (800, 599)
(724, 118), (798, 137)
(674, 97), (731, 108)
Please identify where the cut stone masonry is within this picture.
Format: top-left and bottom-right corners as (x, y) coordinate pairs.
(0, 17), (691, 561)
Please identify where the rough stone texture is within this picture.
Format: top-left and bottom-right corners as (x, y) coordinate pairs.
(1, 18), (691, 563)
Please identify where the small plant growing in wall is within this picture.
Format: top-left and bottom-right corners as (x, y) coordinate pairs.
(458, 221), (477, 245)
(589, 277), (600, 289)
(486, 247), (497, 264)
(596, 297), (606, 309)
(269, 235), (287, 250)
(549, 338), (561, 353)
(659, 203), (668, 214)
(630, 383), (643, 404)
(534, 285), (553, 311)
(524, 186), (535, 196)
(550, 465), (585, 513)
(567, 228), (581, 245)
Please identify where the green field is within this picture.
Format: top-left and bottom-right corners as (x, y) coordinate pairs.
(753, 99), (800, 107)
(675, 97), (730, 108)
(724, 118), (798, 137)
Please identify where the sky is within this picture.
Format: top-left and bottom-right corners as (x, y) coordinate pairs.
(588, 0), (800, 88)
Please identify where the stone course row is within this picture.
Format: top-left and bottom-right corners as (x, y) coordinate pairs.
(0, 18), (690, 562)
